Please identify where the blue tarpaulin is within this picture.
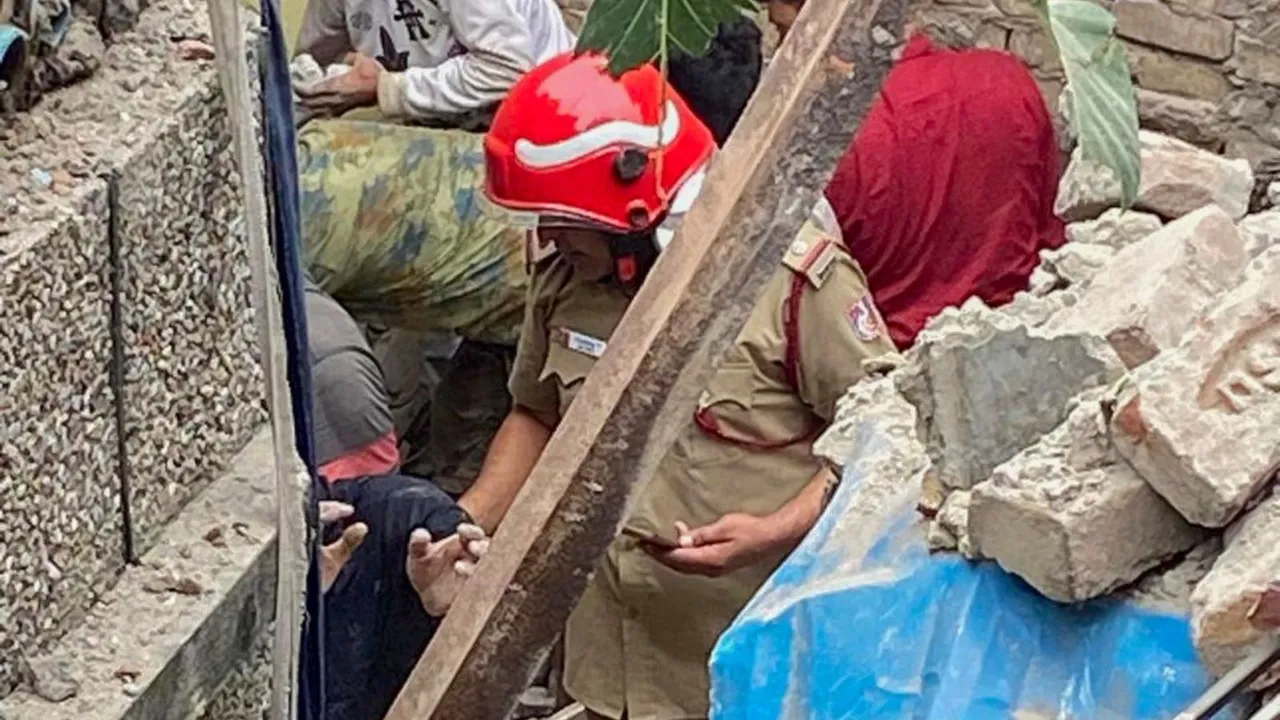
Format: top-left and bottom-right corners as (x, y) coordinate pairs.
(709, 422), (1237, 720)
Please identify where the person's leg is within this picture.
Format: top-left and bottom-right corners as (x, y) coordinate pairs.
(411, 339), (514, 495)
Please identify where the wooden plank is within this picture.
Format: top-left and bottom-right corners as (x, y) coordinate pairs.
(384, 0), (911, 717)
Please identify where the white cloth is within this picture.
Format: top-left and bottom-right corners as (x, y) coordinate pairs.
(296, 0), (575, 119)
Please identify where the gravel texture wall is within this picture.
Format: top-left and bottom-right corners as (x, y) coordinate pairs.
(0, 0), (264, 698)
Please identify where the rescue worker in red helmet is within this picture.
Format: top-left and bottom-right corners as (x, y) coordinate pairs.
(458, 51), (899, 719)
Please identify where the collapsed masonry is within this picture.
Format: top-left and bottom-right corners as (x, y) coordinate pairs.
(816, 128), (1280, 685)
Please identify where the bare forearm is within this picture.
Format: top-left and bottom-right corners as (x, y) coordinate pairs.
(458, 408), (553, 533)
(762, 465), (837, 550)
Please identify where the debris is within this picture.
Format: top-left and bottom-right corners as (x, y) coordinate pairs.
(173, 38), (215, 61)
(1055, 131), (1255, 222)
(1037, 242), (1115, 289)
(932, 489), (973, 558)
(172, 576), (203, 596)
(1111, 247), (1280, 527)
(121, 681), (142, 697)
(113, 665), (141, 682)
(900, 299), (1124, 491)
(204, 525), (227, 547)
(1238, 210), (1280, 261)
(812, 364), (925, 476)
(1125, 538), (1221, 614)
(1047, 204), (1248, 369)
(24, 657), (78, 703)
(917, 469), (947, 518)
(969, 393), (1203, 602)
(1065, 208), (1163, 249)
(1191, 493), (1280, 683)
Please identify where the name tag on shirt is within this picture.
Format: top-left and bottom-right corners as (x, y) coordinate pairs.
(553, 327), (608, 359)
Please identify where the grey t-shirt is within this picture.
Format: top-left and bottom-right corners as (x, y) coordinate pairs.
(306, 282), (396, 467)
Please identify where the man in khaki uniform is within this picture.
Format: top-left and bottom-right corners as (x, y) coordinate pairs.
(461, 52), (899, 719)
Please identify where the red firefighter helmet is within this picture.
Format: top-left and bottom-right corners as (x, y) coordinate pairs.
(484, 52), (716, 233)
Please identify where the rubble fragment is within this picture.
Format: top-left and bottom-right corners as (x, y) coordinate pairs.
(1047, 205), (1248, 368)
(1037, 242), (1115, 289)
(901, 300), (1124, 491)
(1125, 538), (1221, 614)
(969, 393), (1203, 602)
(1191, 493), (1280, 680)
(1055, 131), (1255, 222)
(23, 657), (78, 703)
(1237, 210), (1280, 260)
(814, 366), (926, 478)
(931, 490), (973, 558)
(1111, 247), (1280, 527)
(1065, 208), (1163, 249)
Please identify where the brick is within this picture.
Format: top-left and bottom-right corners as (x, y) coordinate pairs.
(1137, 89), (1224, 151)
(1111, 247), (1280, 527)
(1233, 35), (1280, 86)
(1126, 42), (1232, 102)
(900, 299), (1124, 490)
(1049, 205), (1249, 368)
(970, 394), (1203, 602)
(1055, 131), (1255, 222)
(1066, 208), (1163, 248)
(1115, 0), (1235, 60)
(1190, 493), (1280, 679)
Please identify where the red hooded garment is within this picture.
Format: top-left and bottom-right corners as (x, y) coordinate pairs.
(825, 34), (1066, 349)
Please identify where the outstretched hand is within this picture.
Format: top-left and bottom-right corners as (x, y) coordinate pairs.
(319, 501), (368, 593)
(641, 514), (780, 578)
(406, 523), (490, 616)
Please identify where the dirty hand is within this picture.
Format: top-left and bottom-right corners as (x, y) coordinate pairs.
(406, 523), (490, 616)
(294, 53), (381, 112)
(319, 501), (368, 593)
(642, 515), (778, 578)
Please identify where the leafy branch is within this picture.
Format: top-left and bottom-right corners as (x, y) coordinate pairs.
(575, 0), (1141, 206)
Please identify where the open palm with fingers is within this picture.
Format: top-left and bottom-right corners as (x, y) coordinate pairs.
(406, 523), (490, 616)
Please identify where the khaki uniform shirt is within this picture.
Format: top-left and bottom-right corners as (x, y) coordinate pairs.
(508, 221), (898, 720)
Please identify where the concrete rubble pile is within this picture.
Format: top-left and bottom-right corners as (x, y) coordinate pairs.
(816, 129), (1280, 683)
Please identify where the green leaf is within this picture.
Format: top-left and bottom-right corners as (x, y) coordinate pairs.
(576, 0), (757, 76)
(1036, 0), (1141, 206)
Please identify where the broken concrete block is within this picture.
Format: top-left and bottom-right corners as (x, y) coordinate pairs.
(901, 300), (1124, 490)
(1238, 211), (1280, 261)
(814, 368), (927, 478)
(1055, 131), (1255, 222)
(1269, 182), (1280, 208)
(1039, 242), (1116, 289)
(1048, 205), (1248, 369)
(1190, 493), (1280, 679)
(1111, 248), (1280, 527)
(969, 393), (1203, 603)
(1065, 208), (1164, 249)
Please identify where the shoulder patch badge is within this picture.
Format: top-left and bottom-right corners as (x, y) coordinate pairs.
(847, 294), (882, 342)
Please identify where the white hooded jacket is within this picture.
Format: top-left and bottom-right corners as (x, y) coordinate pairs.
(296, 0), (575, 119)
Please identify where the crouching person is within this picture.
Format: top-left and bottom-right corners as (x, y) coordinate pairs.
(457, 53), (900, 719)
(307, 281), (488, 720)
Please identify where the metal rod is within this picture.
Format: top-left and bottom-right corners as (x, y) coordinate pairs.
(1176, 636), (1280, 720)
